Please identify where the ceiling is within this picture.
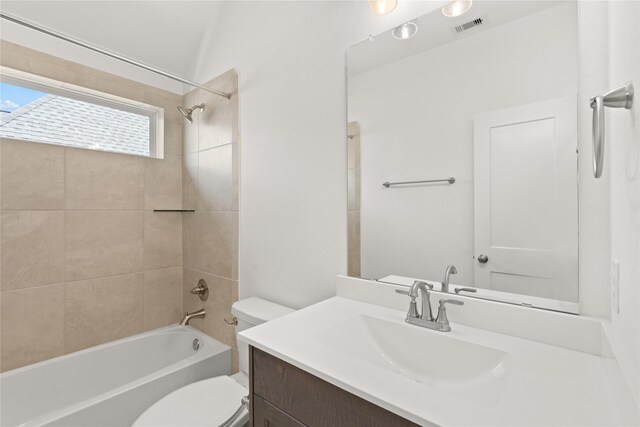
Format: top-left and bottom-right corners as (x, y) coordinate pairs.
(348, 1), (566, 76)
(0, 1), (221, 93)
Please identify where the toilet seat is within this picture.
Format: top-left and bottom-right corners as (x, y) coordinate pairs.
(132, 376), (248, 427)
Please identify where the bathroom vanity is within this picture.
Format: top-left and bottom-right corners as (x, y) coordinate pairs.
(240, 276), (637, 426)
(250, 347), (417, 426)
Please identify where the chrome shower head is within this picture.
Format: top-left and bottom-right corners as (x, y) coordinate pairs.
(177, 103), (205, 124)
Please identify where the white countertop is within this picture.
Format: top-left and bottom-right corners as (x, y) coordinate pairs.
(240, 296), (631, 426)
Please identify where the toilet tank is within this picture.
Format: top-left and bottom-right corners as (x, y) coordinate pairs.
(231, 297), (294, 375)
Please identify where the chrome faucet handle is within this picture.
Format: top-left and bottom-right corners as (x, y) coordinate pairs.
(395, 289), (419, 319)
(435, 299), (464, 332)
(189, 279), (209, 301)
(454, 287), (477, 294)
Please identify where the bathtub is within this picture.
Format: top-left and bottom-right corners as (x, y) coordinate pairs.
(1, 325), (231, 427)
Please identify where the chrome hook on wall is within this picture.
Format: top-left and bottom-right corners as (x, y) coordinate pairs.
(590, 82), (634, 178)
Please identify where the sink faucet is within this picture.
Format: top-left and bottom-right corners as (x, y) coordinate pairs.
(396, 280), (434, 321)
(396, 282), (464, 332)
(441, 265), (458, 293)
(179, 309), (206, 326)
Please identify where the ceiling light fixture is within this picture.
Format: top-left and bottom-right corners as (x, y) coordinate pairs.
(369, 0), (397, 16)
(442, 0), (473, 18)
(392, 21), (418, 40)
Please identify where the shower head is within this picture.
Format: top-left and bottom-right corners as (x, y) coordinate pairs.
(177, 103), (205, 124)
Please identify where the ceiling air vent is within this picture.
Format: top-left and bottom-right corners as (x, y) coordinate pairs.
(453, 17), (486, 34)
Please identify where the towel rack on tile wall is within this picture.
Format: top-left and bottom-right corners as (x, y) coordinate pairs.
(382, 177), (455, 188)
(590, 82), (634, 178)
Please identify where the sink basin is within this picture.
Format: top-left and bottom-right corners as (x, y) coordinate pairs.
(312, 315), (512, 406)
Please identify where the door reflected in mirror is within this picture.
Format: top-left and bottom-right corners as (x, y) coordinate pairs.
(347, 1), (578, 312)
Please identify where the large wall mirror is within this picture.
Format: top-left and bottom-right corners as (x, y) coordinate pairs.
(347, 1), (579, 313)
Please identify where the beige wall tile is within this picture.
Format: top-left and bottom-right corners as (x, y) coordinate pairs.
(0, 41), (185, 370)
(144, 212), (182, 270)
(347, 210), (361, 254)
(66, 211), (143, 281)
(0, 41), (88, 90)
(182, 270), (237, 347)
(199, 71), (237, 150)
(1, 139), (65, 210)
(66, 148), (144, 210)
(182, 90), (200, 154)
(347, 122), (361, 168)
(143, 268), (182, 330)
(197, 211), (233, 278)
(1, 211), (65, 291)
(0, 285), (64, 372)
(149, 95), (183, 156)
(232, 212), (239, 280)
(202, 275), (238, 348)
(232, 142), (239, 212)
(72, 73), (145, 103)
(64, 273), (144, 353)
(142, 90), (184, 112)
(347, 168), (361, 211)
(164, 115), (184, 156)
(183, 152), (199, 210)
(144, 154), (182, 210)
(182, 213), (198, 270)
(348, 252), (361, 277)
(347, 137), (360, 170)
(1, 42), (183, 161)
(182, 268), (203, 315)
(198, 144), (233, 211)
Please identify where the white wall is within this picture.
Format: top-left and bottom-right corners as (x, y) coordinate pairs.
(189, 0), (624, 322)
(349, 4), (577, 287)
(188, 1), (446, 309)
(606, 0), (640, 407)
(1, 1), (631, 326)
(577, 0), (640, 409)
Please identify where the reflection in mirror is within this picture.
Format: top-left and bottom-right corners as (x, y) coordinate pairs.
(347, 1), (578, 312)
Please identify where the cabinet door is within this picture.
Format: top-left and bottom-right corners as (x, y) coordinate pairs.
(251, 347), (419, 427)
(253, 395), (305, 427)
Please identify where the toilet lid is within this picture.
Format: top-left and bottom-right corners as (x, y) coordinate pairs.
(133, 376), (248, 427)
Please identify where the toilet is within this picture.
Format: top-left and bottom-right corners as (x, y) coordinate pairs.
(133, 297), (294, 427)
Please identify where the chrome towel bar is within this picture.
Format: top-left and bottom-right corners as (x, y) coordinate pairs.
(590, 82), (634, 178)
(383, 177), (455, 187)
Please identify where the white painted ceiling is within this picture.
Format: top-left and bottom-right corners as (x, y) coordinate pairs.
(348, 0), (566, 76)
(0, 1), (221, 93)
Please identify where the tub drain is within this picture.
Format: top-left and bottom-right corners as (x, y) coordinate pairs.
(192, 338), (200, 351)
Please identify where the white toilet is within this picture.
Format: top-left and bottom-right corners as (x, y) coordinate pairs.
(133, 297), (294, 427)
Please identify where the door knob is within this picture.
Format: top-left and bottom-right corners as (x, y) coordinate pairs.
(477, 254), (489, 264)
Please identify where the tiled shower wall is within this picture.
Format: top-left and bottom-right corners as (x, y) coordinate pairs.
(0, 41), (184, 372)
(181, 70), (240, 372)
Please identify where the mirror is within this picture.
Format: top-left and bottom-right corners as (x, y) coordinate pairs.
(347, 1), (579, 312)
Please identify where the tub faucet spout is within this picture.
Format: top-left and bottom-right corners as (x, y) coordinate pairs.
(180, 309), (206, 326)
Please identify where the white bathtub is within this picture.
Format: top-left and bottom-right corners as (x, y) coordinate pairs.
(0, 325), (231, 427)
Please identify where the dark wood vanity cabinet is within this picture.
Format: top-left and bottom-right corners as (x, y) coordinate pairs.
(249, 346), (420, 427)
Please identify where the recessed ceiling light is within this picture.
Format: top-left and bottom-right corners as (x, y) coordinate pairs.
(369, 0), (397, 16)
(392, 21), (418, 40)
(442, 0), (473, 18)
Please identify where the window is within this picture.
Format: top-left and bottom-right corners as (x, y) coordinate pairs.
(0, 67), (164, 158)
